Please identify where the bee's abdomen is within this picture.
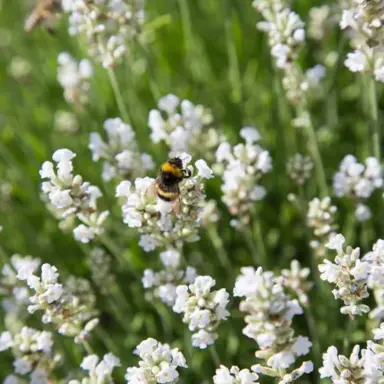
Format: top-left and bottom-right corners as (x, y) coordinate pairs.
(156, 180), (179, 201)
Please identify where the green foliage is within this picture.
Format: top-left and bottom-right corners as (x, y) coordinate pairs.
(0, 0), (383, 382)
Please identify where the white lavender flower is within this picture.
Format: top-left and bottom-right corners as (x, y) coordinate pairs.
(252, 0), (326, 105)
(339, 0), (384, 81)
(89, 117), (154, 182)
(0, 327), (60, 383)
(320, 233), (370, 316)
(308, 5), (333, 40)
(125, 338), (187, 383)
(307, 196), (338, 257)
(253, 0), (305, 70)
(333, 155), (382, 221)
(54, 110), (79, 133)
(319, 345), (365, 382)
(287, 154), (314, 186)
(173, 275), (229, 349)
(16, 263), (98, 342)
(69, 353), (121, 384)
(214, 127), (271, 229)
(213, 365), (259, 384)
(280, 260), (313, 306)
(40, 148), (109, 243)
(363, 239), (384, 322)
(234, 267), (313, 381)
(116, 155), (213, 252)
(148, 94), (221, 159)
(0, 254), (40, 318)
(57, 52), (92, 106)
(142, 248), (196, 307)
(62, 0), (145, 67)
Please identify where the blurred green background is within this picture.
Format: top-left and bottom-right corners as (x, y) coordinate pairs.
(0, 0), (383, 382)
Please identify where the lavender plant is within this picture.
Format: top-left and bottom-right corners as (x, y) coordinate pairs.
(1, 0), (384, 382)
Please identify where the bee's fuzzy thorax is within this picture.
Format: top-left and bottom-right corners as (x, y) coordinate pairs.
(161, 162), (183, 178)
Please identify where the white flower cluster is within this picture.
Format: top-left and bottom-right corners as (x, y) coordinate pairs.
(54, 110), (79, 133)
(253, 0), (305, 70)
(16, 263), (99, 342)
(320, 327), (384, 384)
(214, 127), (272, 229)
(320, 234), (370, 316)
(125, 338), (187, 383)
(307, 196), (338, 257)
(69, 353), (121, 384)
(340, 0), (384, 81)
(213, 365), (259, 384)
(40, 148), (109, 243)
(234, 267), (313, 381)
(173, 275), (230, 349)
(89, 117), (154, 182)
(148, 94), (221, 159)
(116, 155), (213, 252)
(1, 254), (40, 318)
(62, 0), (145, 67)
(0, 327), (60, 384)
(252, 0), (326, 104)
(87, 247), (117, 296)
(57, 52), (92, 106)
(320, 345), (365, 383)
(280, 260), (313, 307)
(308, 5), (334, 41)
(333, 154), (383, 221)
(142, 248), (196, 307)
(364, 239), (384, 321)
(286, 153), (314, 186)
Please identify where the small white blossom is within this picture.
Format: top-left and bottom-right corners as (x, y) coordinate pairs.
(287, 154), (314, 186)
(62, 0), (145, 67)
(213, 365), (259, 384)
(16, 262), (98, 342)
(321, 234), (371, 316)
(214, 128), (272, 229)
(0, 327), (60, 383)
(57, 53), (92, 105)
(173, 275), (229, 349)
(125, 338), (187, 383)
(235, 267), (312, 381)
(148, 94), (221, 159)
(89, 117), (154, 182)
(40, 148), (109, 242)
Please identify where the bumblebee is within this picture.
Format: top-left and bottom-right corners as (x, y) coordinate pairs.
(24, 0), (61, 33)
(147, 157), (191, 214)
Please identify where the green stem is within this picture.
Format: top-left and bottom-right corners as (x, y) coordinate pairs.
(107, 67), (130, 124)
(224, 0), (242, 104)
(343, 317), (355, 355)
(137, 41), (161, 101)
(368, 75), (380, 160)
(304, 306), (321, 377)
(98, 235), (140, 280)
(208, 225), (232, 270)
(82, 340), (94, 355)
(251, 208), (267, 267)
(209, 344), (221, 366)
(244, 229), (259, 267)
(303, 114), (328, 197)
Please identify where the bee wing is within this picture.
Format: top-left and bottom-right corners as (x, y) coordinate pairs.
(171, 198), (181, 216)
(145, 180), (158, 200)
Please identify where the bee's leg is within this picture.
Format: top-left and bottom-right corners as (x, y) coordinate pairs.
(24, 10), (42, 32)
